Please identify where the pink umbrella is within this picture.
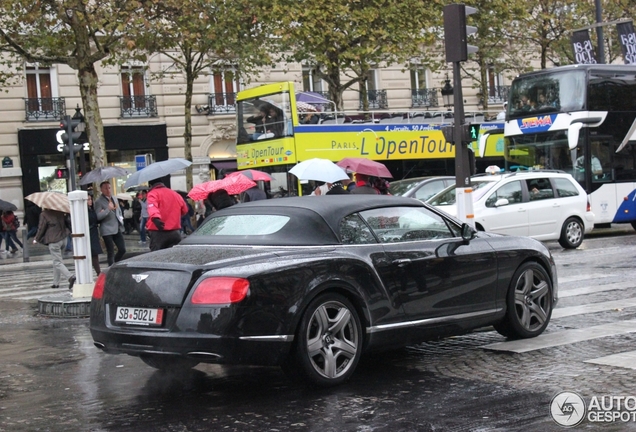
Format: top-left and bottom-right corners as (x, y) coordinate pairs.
(336, 158), (393, 178)
(227, 169), (273, 182)
(188, 175), (257, 200)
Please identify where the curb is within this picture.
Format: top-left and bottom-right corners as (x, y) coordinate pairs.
(38, 292), (91, 318)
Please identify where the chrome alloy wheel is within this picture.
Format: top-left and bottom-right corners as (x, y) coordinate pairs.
(305, 300), (359, 379)
(514, 267), (550, 332)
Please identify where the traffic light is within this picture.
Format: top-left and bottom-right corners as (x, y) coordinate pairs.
(441, 125), (455, 144)
(59, 115), (83, 156)
(444, 4), (478, 63)
(55, 167), (69, 179)
(464, 124), (480, 142)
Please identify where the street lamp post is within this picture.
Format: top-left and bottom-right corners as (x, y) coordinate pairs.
(441, 79), (454, 109)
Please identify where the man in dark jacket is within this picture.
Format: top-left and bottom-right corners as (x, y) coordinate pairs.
(35, 209), (75, 289)
(146, 178), (188, 251)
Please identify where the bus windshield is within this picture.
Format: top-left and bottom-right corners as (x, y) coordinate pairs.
(505, 131), (576, 174)
(237, 92), (293, 144)
(508, 70), (586, 119)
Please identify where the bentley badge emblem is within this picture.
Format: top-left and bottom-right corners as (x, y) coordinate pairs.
(132, 274), (149, 283)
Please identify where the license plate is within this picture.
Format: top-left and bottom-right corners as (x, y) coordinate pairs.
(115, 306), (164, 326)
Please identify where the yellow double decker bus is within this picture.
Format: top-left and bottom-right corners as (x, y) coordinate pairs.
(235, 81), (503, 195)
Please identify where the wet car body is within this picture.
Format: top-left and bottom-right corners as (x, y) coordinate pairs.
(90, 196), (558, 386)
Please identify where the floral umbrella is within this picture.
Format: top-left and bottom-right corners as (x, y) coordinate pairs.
(296, 101), (318, 113)
(188, 175), (257, 201)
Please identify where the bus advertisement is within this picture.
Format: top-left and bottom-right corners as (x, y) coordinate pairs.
(235, 81), (504, 195)
(499, 64), (636, 228)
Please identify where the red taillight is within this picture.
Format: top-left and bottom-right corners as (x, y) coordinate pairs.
(191, 277), (250, 305)
(92, 273), (106, 299)
(587, 199), (591, 212)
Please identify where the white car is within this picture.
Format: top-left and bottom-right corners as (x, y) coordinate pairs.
(427, 171), (595, 248)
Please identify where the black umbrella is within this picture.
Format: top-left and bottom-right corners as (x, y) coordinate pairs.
(0, 198), (17, 212)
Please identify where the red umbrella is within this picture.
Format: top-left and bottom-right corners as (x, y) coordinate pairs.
(227, 169), (273, 182)
(336, 158), (393, 178)
(188, 175), (257, 200)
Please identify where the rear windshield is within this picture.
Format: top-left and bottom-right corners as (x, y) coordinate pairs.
(194, 215), (290, 236)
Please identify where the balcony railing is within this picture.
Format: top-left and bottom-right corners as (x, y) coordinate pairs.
(411, 88), (439, 108)
(359, 89), (388, 110)
(487, 85), (510, 103)
(120, 95), (158, 118)
(207, 92), (237, 114)
(24, 97), (66, 122)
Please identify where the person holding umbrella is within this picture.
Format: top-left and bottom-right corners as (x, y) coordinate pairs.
(146, 178), (188, 251)
(34, 208), (75, 289)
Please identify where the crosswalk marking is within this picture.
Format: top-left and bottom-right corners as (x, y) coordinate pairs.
(584, 350), (636, 370)
(551, 298), (636, 319)
(559, 281), (636, 298)
(482, 320), (636, 353)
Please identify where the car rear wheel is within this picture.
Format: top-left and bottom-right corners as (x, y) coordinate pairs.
(140, 355), (199, 371)
(558, 217), (583, 249)
(285, 293), (362, 387)
(494, 262), (553, 339)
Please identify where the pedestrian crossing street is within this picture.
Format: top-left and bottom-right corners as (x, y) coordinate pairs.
(0, 265), (91, 300)
(1, 243), (636, 370)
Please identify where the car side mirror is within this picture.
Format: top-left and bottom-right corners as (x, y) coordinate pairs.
(461, 223), (475, 242)
(494, 198), (509, 207)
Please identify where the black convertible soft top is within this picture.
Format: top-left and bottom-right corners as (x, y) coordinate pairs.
(181, 195), (427, 246)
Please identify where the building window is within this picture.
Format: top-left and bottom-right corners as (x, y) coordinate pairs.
(487, 67), (509, 103)
(302, 67), (324, 92)
(120, 65), (157, 117)
(360, 69), (387, 110)
(410, 66), (437, 108)
(24, 65), (64, 121)
(203, 69), (240, 115)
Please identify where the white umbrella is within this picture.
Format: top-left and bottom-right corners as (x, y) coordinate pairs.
(289, 158), (350, 183)
(124, 158), (192, 189)
(79, 166), (130, 185)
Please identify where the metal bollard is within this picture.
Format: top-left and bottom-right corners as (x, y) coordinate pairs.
(22, 229), (30, 263)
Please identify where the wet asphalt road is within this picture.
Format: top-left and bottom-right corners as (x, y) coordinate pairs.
(2, 228), (636, 431)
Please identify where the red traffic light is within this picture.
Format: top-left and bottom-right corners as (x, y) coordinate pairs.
(55, 168), (69, 179)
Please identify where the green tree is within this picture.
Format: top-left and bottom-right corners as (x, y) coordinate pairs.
(0, 0), (159, 170)
(134, 0), (273, 191)
(456, 0), (530, 112)
(273, 0), (442, 111)
(508, 0), (582, 69)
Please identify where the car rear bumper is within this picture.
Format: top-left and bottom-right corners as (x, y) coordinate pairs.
(90, 328), (292, 366)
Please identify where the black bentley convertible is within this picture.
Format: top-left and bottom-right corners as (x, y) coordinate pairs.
(90, 195), (558, 386)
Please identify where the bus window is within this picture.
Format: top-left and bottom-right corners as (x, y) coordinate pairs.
(508, 70), (586, 119)
(237, 93), (292, 144)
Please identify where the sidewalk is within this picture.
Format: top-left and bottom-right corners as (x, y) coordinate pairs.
(0, 232), (153, 268)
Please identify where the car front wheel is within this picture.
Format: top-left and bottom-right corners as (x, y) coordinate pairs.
(285, 293), (363, 387)
(559, 217), (584, 249)
(494, 262), (553, 339)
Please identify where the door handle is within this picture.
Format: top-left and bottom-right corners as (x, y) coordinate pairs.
(392, 258), (412, 267)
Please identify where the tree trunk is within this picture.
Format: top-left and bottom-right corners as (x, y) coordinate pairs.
(78, 64), (107, 169)
(184, 68), (194, 192)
